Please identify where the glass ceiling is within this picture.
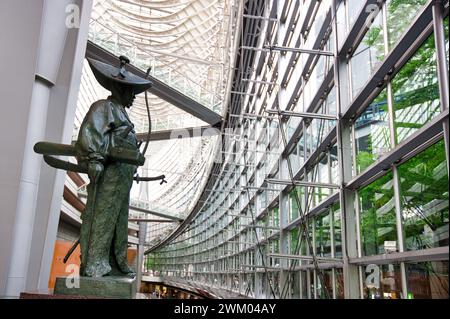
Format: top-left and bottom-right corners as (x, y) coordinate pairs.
(74, 0), (236, 246)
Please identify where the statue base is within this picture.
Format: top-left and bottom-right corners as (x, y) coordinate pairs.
(54, 276), (137, 299)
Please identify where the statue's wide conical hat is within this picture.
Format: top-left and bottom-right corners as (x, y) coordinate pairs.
(87, 56), (152, 95)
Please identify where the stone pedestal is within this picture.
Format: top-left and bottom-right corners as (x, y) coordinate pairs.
(54, 276), (137, 299)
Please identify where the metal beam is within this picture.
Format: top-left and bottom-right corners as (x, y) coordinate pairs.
(242, 14), (278, 22)
(263, 45), (334, 56)
(136, 125), (219, 142)
(266, 109), (337, 120)
(339, 0), (379, 57)
(130, 205), (184, 222)
(243, 225), (279, 230)
(86, 41), (222, 126)
(268, 253), (342, 263)
(300, 0), (319, 35)
(242, 45), (333, 56)
(128, 218), (176, 223)
(242, 79), (277, 86)
(266, 178), (340, 189)
(242, 186), (280, 192)
(349, 246), (449, 265)
(79, 192), (183, 222)
(230, 91), (256, 97)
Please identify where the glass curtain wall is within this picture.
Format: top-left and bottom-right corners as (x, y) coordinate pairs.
(144, 0), (449, 299)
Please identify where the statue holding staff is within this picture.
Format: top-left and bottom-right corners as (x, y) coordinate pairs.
(34, 56), (166, 279)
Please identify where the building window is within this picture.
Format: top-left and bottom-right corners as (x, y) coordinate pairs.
(347, 0), (365, 28)
(406, 261), (449, 299)
(316, 269), (334, 299)
(290, 227), (299, 255)
(359, 172), (397, 256)
(336, 0), (347, 47)
(289, 144), (301, 173)
(398, 140), (449, 251)
(332, 203), (342, 257)
(270, 207), (280, 228)
(354, 89), (391, 175)
(289, 186), (305, 221)
(310, 155), (331, 204)
(330, 145), (339, 185)
(386, 0), (428, 50)
(391, 34), (440, 143)
(350, 9), (385, 98)
(335, 268), (345, 299)
(315, 210), (332, 257)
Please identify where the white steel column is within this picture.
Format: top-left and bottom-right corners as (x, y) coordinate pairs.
(0, 0), (45, 298)
(0, 0), (92, 297)
(4, 78), (51, 297)
(432, 2), (450, 174)
(5, 0), (70, 297)
(332, 0), (361, 299)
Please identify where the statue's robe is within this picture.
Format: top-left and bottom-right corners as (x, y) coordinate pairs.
(76, 96), (138, 277)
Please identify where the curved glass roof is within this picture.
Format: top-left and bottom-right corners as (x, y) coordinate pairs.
(74, 0), (235, 246)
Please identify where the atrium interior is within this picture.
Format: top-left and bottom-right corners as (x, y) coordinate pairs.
(0, 0), (448, 299)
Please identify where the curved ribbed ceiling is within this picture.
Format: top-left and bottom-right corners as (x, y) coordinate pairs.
(74, 0), (235, 246)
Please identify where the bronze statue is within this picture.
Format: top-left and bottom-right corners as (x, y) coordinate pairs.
(34, 56), (166, 278)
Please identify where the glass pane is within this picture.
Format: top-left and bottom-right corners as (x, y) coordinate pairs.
(350, 10), (385, 98)
(386, 0), (428, 50)
(311, 154), (331, 204)
(399, 140), (449, 251)
(291, 271), (301, 299)
(290, 227), (300, 255)
(363, 263), (403, 299)
(289, 186), (305, 221)
(335, 268), (345, 299)
(359, 172), (397, 256)
(300, 271), (308, 299)
(354, 89), (391, 175)
(332, 203), (342, 257)
(406, 261), (449, 299)
(336, 0), (347, 47)
(392, 34), (440, 143)
(289, 188), (299, 221)
(315, 211), (332, 257)
(330, 145), (339, 185)
(445, 16), (449, 69)
(347, 0), (365, 27)
(273, 207), (280, 227)
(316, 269), (333, 299)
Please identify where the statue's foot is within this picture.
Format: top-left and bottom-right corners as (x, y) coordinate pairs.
(118, 263), (136, 278)
(84, 260), (112, 277)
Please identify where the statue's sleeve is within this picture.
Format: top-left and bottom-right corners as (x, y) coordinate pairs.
(76, 101), (116, 163)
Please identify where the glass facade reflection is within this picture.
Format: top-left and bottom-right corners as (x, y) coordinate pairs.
(354, 89), (391, 174)
(359, 172), (397, 256)
(392, 34), (440, 143)
(141, 0), (449, 299)
(399, 140), (449, 251)
(406, 261), (449, 299)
